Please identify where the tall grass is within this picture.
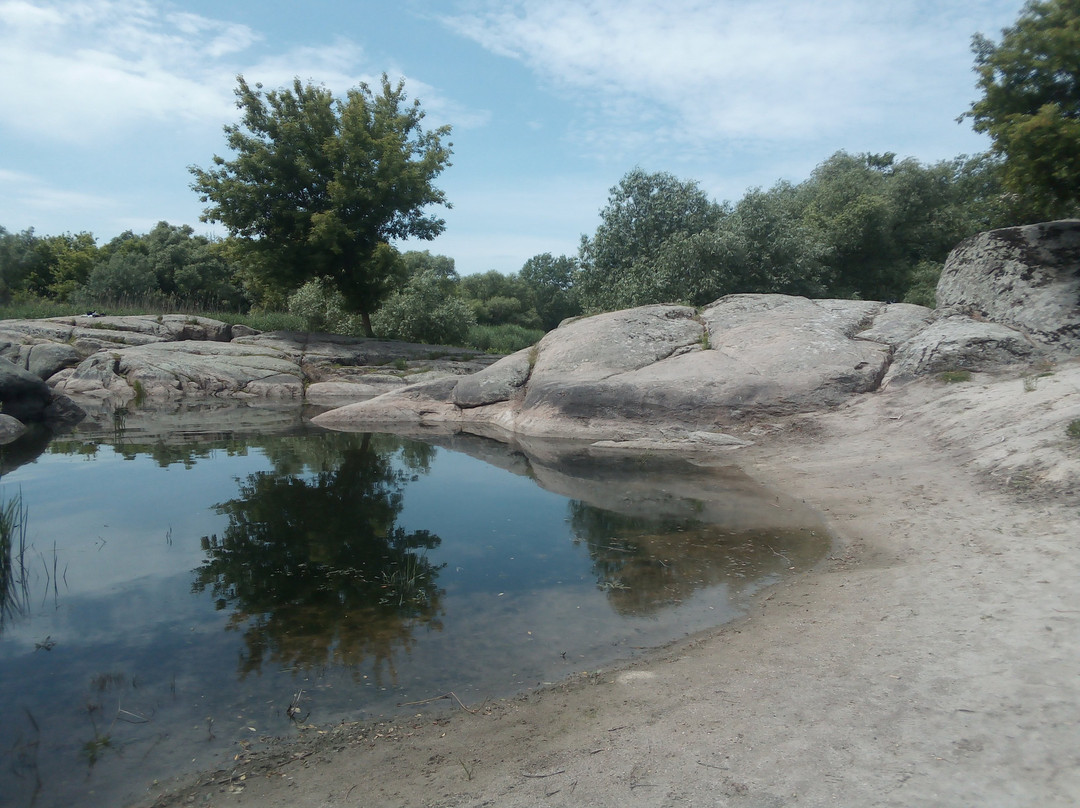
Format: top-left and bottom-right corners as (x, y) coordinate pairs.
(0, 485), (30, 628)
(465, 323), (544, 354)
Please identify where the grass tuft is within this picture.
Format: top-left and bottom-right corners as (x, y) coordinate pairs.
(938, 370), (972, 384)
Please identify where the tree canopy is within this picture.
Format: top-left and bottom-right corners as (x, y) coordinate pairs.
(963, 0), (1080, 217)
(577, 169), (723, 311)
(190, 75), (452, 335)
(573, 154), (1013, 312)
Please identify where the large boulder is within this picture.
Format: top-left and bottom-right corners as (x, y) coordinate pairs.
(0, 356), (53, 420)
(885, 313), (1038, 384)
(936, 220), (1080, 354)
(313, 296), (908, 439)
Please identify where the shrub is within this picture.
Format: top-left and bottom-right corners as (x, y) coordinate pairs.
(371, 270), (476, 345)
(287, 278), (363, 335)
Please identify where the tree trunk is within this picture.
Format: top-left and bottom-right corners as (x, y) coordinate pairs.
(361, 311), (374, 338)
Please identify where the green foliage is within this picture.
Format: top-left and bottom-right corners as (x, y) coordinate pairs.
(902, 260), (944, 307)
(1067, 419), (1080, 439)
(287, 277), (363, 335)
(76, 251), (158, 304)
(938, 370), (973, 383)
(963, 0), (1080, 219)
(519, 253), (581, 329)
(577, 169), (723, 310)
(575, 151), (1015, 313)
(190, 75), (452, 334)
(465, 323), (544, 354)
(459, 270), (542, 329)
(0, 227), (99, 302)
(371, 268), (476, 345)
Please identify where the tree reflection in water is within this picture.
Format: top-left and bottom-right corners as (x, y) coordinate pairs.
(193, 433), (445, 682)
(568, 502), (822, 616)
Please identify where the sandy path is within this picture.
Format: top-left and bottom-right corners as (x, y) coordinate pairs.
(143, 367), (1080, 808)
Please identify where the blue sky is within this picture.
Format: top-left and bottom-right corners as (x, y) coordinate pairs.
(0, 0), (1024, 276)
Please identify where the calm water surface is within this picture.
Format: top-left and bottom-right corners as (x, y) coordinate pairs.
(0, 412), (828, 807)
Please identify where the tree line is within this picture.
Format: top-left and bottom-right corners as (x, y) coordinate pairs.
(1, 0), (1076, 350)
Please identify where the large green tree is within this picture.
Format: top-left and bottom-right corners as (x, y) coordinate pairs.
(963, 0), (1080, 217)
(190, 75), (452, 335)
(519, 253), (581, 329)
(577, 169), (723, 311)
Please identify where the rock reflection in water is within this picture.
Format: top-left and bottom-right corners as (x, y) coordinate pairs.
(193, 433), (446, 680)
(543, 449), (826, 616)
(412, 433), (829, 619)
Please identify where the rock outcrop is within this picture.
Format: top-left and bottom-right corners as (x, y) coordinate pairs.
(312, 296), (902, 439)
(937, 219), (1080, 353)
(0, 315), (494, 408)
(315, 221), (1080, 441)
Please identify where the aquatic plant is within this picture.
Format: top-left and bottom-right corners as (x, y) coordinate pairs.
(0, 485), (30, 629)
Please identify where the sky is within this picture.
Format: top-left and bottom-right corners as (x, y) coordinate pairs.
(0, 0), (1026, 276)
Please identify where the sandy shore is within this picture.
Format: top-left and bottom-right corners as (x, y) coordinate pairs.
(142, 363), (1080, 808)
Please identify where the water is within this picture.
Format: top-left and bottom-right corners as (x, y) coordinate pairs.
(0, 409), (828, 807)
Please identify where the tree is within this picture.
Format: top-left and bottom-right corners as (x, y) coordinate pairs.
(577, 169), (723, 311)
(190, 75), (453, 335)
(963, 0), (1080, 218)
(459, 270), (542, 330)
(519, 253), (581, 329)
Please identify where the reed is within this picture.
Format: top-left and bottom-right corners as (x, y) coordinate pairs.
(0, 485), (30, 627)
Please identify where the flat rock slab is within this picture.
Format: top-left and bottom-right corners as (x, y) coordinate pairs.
(55, 341), (305, 401)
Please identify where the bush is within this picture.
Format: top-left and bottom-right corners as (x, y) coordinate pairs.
(287, 278), (364, 335)
(902, 260), (942, 308)
(371, 270), (476, 345)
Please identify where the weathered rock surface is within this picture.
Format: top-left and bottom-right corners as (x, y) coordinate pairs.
(55, 341), (307, 401)
(937, 219), (1080, 353)
(453, 347), (533, 409)
(314, 221), (1079, 441)
(314, 296), (906, 439)
(884, 312), (1038, 384)
(0, 315), (495, 406)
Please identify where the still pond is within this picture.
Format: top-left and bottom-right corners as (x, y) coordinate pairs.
(0, 407), (828, 807)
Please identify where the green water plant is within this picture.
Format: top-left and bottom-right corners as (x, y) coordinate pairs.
(0, 486), (30, 628)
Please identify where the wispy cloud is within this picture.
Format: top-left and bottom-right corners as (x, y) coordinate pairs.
(0, 0), (483, 143)
(0, 0), (253, 139)
(442, 0), (1016, 158)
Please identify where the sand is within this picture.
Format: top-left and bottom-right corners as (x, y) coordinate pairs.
(141, 362), (1080, 808)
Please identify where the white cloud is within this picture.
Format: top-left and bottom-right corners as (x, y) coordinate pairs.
(443, 0), (1018, 157)
(0, 1), (488, 144)
(0, 0), (250, 140)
